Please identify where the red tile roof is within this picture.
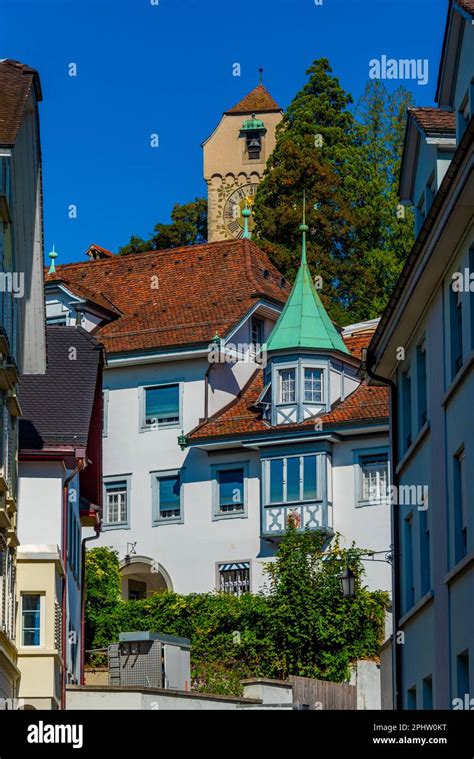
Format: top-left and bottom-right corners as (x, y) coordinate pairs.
(188, 329), (389, 442)
(0, 60), (42, 146)
(45, 240), (289, 355)
(408, 107), (456, 134)
(226, 84), (281, 114)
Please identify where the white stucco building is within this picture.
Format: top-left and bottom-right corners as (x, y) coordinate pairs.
(43, 229), (392, 605)
(367, 0), (474, 710)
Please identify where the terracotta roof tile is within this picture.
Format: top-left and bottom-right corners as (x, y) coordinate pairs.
(45, 240), (289, 355)
(188, 328), (388, 442)
(0, 60), (41, 146)
(226, 84), (281, 114)
(408, 107), (456, 134)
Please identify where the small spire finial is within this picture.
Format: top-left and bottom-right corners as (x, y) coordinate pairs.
(242, 203), (252, 239)
(258, 67), (263, 85)
(48, 244), (58, 274)
(299, 192), (309, 264)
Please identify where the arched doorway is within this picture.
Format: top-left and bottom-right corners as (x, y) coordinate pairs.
(119, 555), (173, 600)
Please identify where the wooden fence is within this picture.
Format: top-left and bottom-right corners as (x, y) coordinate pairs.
(289, 675), (357, 710)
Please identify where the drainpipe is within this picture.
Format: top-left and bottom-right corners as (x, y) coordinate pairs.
(364, 348), (402, 712)
(61, 458), (85, 710)
(80, 520), (101, 685)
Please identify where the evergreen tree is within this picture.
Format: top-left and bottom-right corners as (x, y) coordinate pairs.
(119, 197), (207, 255)
(253, 61), (415, 324)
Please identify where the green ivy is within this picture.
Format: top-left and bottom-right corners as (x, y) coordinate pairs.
(85, 528), (389, 695)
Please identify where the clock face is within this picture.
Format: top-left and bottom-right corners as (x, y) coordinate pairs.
(223, 183), (257, 238)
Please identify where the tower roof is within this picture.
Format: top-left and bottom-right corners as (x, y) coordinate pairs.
(226, 84), (281, 114)
(266, 224), (350, 355)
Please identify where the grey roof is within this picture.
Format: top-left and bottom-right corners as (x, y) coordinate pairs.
(19, 326), (103, 450)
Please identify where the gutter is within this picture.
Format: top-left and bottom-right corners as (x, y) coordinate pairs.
(80, 518), (101, 685)
(364, 347), (402, 712)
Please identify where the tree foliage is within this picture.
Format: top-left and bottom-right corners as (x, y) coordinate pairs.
(119, 197), (207, 255)
(253, 60), (414, 324)
(85, 528), (389, 695)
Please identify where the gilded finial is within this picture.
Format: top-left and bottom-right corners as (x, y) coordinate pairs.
(242, 204), (252, 239)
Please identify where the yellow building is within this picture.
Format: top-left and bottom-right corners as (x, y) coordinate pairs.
(203, 78), (282, 242)
(16, 546), (63, 710)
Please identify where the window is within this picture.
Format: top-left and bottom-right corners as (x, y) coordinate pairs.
(104, 477), (130, 528)
(404, 514), (414, 610)
(128, 580), (147, 601)
(279, 369), (296, 403)
(416, 343), (427, 428)
(212, 463), (248, 520)
(359, 455), (389, 505)
(407, 686), (417, 710)
(423, 676), (433, 710)
(142, 383), (180, 428)
(152, 470), (182, 525)
(46, 314), (67, 325)
(218, 562), (250, 596)
(457, 650), (469, 700)
(266, 454), (319, 505)
(401, 369), (412, 452)
(304, 368), (323, 403)
(450, 284), (463, 379)
(251, 317), (264, 349)
(420, 508), (431, 596)
(453, 449), (467, 564)
(218, 468), (244, 513)
(21, 594), (41, 646)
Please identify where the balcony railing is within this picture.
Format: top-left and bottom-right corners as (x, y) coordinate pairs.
(262, 500), (332, 538)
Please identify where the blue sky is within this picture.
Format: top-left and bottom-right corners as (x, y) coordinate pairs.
(1, 0), (447, 264)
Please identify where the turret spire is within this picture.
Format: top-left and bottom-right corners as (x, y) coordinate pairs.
(48, 244), (58, 274)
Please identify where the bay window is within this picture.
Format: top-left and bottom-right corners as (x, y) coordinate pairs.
(279, 369), (296, 403)
(266, 454), (319, 505)
(304, 368), (323, 403)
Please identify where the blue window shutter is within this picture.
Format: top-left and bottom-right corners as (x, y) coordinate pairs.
(159, 476), (180, 513)
(218, 469), (244, 506)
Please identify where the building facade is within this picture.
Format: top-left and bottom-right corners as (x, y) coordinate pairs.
(43, 229), (392, 605)
(367, 0), (474, 710)
(16, 327), (103, 709)
(203, 81), (282, 242)
(0, 60), (47, 704)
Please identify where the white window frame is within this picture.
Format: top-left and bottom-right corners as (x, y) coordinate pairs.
(354, 449), (390, 508)
(151, 468), (184, 526)
(20, 593), (45, 649)
(103, 475), (131, 530)
(139, 381), (183, 432)
(278, 368), (296, 404)
(303, 367), (324, 403)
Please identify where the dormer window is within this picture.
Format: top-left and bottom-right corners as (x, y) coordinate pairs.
(304, 368), (323, 403)
(279, 369), (296, 403)
(272, 361), (327, 425)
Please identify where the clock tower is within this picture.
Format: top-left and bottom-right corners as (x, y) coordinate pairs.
(203, 78), (283, 242)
